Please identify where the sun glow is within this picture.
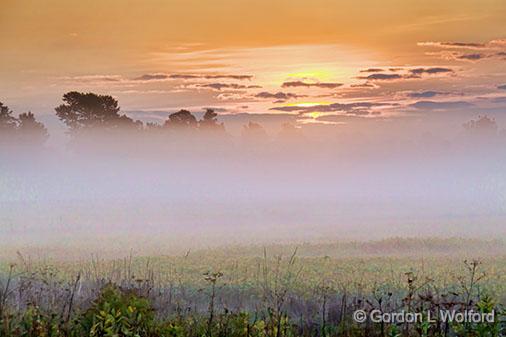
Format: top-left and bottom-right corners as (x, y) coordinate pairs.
(286, 69), (334, 81)
(309, 111), (322, 119)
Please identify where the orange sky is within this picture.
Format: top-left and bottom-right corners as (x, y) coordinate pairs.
(1, 0), (506, 126)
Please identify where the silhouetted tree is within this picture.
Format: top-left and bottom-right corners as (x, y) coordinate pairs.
(17, 112), (49, 145)
(0, 102), (49, 147)
(55, 91), (138, 131)
(199, 109), (224, 131)
(164, 110), (198, 129)
(0, 102), (18, 145)
(0, 102), (17, 130)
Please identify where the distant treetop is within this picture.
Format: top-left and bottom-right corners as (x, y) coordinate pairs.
(55, 91), (138, 131)
(0, 102), (48, 147)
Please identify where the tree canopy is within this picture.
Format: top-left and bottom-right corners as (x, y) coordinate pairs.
(0, 102), (18, 131)
(0, 102), (48, 146)
(55, 91), (138, 131)
(199, 109), (224, 131)
(164, 110), (198, 129)
(17, 112), (49, 145)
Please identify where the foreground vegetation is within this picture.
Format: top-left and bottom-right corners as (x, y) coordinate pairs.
(1, 240), (505, 336)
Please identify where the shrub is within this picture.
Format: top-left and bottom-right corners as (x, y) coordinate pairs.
(80, 284), (155, 337)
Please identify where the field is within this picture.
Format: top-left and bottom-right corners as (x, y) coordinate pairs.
(1, 238), (505, 336)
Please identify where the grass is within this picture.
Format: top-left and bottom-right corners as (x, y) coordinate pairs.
(1, 238), (505, 336)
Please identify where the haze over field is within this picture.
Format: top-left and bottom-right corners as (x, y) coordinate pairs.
(2, 116), (506, 258)
(2, 0), (506, 256)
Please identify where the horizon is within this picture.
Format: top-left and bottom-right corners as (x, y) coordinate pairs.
(1, 0), (506, 146)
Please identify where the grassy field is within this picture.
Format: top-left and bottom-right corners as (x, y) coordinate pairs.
(1, 238), (505, 336)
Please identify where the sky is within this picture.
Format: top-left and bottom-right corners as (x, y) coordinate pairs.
(1, 0), (506, 133)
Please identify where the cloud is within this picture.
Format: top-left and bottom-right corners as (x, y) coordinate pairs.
(281, 81), (343, 89)
(353, 67), (456, 85)
(202, 107), (228, 113)
(419, 39), (506, 61)
(199, 83), (261, 91)
(409, 67), (453, 76)
(58, 75), (123, 83)
(409, 100), (473, 110)
(167, 74), (200, 79)
(417, 41), (487, 50)
(420, 39), (506, 51)
(457, 53), (486, 60)
(134, 74), (169, 81)
(203, 74), (253, 80)
(134, 73), (254, 81)
(270, 101), (392, 115)
(350, 83), (376, 88)
(358, 73), (403, 81)
(490, 39), (506, 46)
(498, 85), (506, 90)
(407, 91), (446, 98)
(359, 68), (384, 73)
(358, 67), (454, 80)
(255, 92), (302, 100)
(170, 74), (253, 80)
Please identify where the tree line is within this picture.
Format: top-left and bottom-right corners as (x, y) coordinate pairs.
(1, 90), (499, 149)
(0, 91), (234, 148)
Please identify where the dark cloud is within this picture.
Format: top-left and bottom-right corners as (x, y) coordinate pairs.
(418, 41), (487, 49)
(409, 67), (453, 76)
(281, 81), (343, 89)
(168, 74), (200, 79)
(199, 83), (260, 91)
(457, 53), (486, 60)
(202, 107), (228, 113)
(203, 74), (253, 80)
(409, 100), (473, 110)
(418, 40), (506, 61)
(441, 42), (486, 48)
(359, 68), (384, 73)
(498, 84), (506, 90)
(350, 83), (376, 88)
(255, 92), (301, 100)
(356, 67), (455, 83)
(359, 73), (403, 81)
(134, 74), (170, 81)
(408, 91), (445, 98)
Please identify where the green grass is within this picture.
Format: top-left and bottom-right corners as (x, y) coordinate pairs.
(1, 238), (505, 336)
